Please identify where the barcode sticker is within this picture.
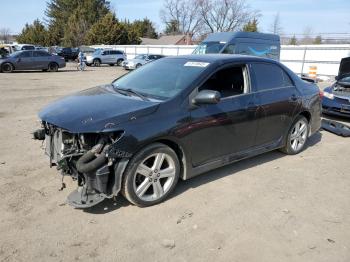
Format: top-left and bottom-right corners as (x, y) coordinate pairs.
(184, 61), (210, 67)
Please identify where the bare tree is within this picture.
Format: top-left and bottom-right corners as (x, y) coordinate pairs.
(301, 26), (314, 44)
(160, 0), (202, 35)
(269, 13), (283, 35)
(196, 0), (259, 33)
(0, 28), (11, 44)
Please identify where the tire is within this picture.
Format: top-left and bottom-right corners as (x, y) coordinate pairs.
(280, 116), (309, 155)
(136, 63), (142, 69)
(48, 62), (59, 72)
(1, 62), (13, 73)
(122, 143), (180, 207)
(109, 64), (115, 66)
(117, 59), (124, 66)
(86, 63), (92, 66)
(93, 59), (101, 67)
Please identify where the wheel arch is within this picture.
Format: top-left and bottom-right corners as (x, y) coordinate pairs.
(1, 62), (15, 71)
(153, 138), (187, 180)
(299, 110), (311, 123)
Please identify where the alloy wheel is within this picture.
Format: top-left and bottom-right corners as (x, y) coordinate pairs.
(133, 153), (176, 202)
(289, 119), (308, 152)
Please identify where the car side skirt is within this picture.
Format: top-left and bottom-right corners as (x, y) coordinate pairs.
(184, 138), (283, 180)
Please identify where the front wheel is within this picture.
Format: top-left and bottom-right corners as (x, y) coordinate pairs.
(280, 116), (309, 155)
(122, 143), (180, 207)
(93, 59), (101, 67)
(1, 62), (13, 73)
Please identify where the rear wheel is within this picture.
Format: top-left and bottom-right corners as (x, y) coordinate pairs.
(93, 59), (101, 67)
(48, 62), (59, 72)
(1, 63), (13, 73)
(280, 116), (309, 155)
(122, 143), (180, 207)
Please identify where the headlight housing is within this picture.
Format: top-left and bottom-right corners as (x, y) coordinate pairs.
(323, 91), (334, 100)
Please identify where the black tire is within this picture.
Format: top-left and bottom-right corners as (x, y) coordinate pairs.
(93, 59), (101, 67)
(122, 143), (180, 207)
(136, 63), (142, 69)
(109, 64), (115, 66)
(117, 59), (124, 66)
(48, 62), (59, 72)
(1, 62), (13, 73)
(280, 115), (309, 155)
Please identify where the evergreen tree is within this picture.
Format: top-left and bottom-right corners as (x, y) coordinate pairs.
(45, 0), (110, 45)
(242, 18), (258, 32)
(289, 35), (298, 45)
(16, 19), (48, 46)
(85, 13), (141, 45)
(132, 18), (158, 39)
(164, 20), (181, 35)
(313, 35), (322, 44)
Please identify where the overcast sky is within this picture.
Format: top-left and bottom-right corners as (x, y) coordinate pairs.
(1, 0), (349, 36)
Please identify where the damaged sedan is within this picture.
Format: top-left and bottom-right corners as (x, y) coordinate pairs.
(35, 55), (321, 208)
(322, 57), (350, 117)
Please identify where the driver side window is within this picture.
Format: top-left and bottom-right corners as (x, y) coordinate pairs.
(198, 66), (247, 98)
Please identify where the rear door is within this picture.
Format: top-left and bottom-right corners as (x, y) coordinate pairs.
(250, 62), (300, 146)
(33, 51), (50, 69)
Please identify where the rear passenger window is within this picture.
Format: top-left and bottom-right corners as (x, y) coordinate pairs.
(252, 63), (294, 91)
(34, 51), (49, 57)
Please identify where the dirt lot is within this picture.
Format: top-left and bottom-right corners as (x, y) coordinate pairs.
(0, 64), (349, 262)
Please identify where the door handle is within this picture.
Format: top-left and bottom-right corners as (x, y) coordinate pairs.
(289, 94), (298, 102)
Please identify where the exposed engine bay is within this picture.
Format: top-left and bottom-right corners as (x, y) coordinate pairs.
(34, 122), (130, 208)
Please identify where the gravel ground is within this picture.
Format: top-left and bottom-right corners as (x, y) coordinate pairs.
(0, 63), (349, 262)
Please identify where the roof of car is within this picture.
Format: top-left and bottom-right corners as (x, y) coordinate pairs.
(165, 54), (277, 64)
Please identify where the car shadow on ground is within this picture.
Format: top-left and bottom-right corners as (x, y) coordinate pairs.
(84, 131), (322, 214)
(8, 70), (79, 73)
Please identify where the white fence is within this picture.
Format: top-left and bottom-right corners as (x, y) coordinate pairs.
(91, 44), (350, 77)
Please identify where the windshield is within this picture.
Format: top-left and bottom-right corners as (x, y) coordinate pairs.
(112, 58), (209, 100)
(135, 54), (147, 60)
(193, 42), (225, 54)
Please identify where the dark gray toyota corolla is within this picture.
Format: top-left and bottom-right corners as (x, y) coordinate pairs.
(35, 55), (321, 208)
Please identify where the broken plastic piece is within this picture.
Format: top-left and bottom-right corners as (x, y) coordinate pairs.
(321, 119), (350, 137)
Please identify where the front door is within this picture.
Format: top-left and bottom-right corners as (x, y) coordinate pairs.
(186, 65), (259, 167)
(15, 51), (33, 70)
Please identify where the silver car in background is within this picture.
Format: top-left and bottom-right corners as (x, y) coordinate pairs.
(122, 54), (165, 70)
(0, 50), (66, 73)
(85, 49), (126, 66)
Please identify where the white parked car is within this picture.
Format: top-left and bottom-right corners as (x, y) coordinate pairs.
(122, 54), (165, 70)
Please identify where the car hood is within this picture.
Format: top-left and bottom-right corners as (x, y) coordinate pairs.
(39, 84), (160, 133)
(338, 57), (350, 78)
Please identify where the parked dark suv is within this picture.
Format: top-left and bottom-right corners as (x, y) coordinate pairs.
(35, 55), (321, 209)
(57, 47), (79, 61)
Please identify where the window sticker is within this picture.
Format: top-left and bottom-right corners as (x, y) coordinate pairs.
(184, 61), (210, 67)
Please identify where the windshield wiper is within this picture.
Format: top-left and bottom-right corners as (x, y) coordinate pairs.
(116, 88), (150, 101)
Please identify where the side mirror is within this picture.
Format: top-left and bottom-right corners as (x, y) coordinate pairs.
(192, 90), (221, 105)
(335, 76), (339, 81)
